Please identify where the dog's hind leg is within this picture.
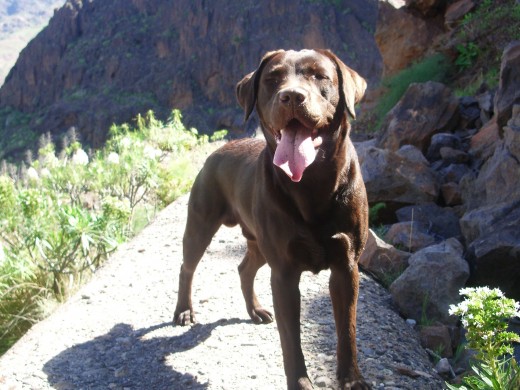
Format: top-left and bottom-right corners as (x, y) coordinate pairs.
(174, 191), (222, 326)
(238, 240), (273, 324)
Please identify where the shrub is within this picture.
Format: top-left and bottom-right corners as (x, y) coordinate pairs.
(447, 287), (520, 389)
(0, 109), (224, 354)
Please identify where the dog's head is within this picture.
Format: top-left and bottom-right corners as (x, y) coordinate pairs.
(236, 49), (366, 182)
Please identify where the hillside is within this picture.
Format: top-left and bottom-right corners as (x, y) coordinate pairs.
(0, 0), (64, 85)
(0, 0), (382, 161)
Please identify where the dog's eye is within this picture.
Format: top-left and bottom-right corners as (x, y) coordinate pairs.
(312, 73), (328, 81)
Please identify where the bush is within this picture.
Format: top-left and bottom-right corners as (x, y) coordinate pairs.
(447, 287), (520, 389)
(0, 109), (225, 354)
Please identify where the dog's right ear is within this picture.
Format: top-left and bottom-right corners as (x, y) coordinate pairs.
(236, 50), (284, 121)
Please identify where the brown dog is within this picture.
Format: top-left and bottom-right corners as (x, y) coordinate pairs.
(174, 49), (369, 390)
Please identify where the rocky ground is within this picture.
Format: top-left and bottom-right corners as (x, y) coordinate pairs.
(0, 195), (443, 390)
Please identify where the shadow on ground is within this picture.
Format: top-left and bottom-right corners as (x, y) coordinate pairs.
(43, 318), (247, 390)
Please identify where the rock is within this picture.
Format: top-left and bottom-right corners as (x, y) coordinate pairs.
(444, 0), (475, 28)
(438, 163), (471, 184)
(494, 41), (520, 130)
(468, 118), (500, 160)
(462, 113), (520, 210)
(395, 203), (462, 241)
(461, 202), (520, 300)
(426, 133), (462, 162)
(405, 0), (447, 16)
(420, 325), (453, 358)
(375, 2), (443, 76)
(435, 358), (452, 377)
(385, 222), (436, 252)
(358, 229), (411, 283)
(377, 82), (460, 153)
(440, 183), (462, 206)
(358, 145), (440, 205)
(439, 147), (469, 164)
(476, 90), (495, 123)
(389, 238), (469, 325)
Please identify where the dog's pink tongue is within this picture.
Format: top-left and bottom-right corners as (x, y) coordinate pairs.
(273, 124), (317, 182)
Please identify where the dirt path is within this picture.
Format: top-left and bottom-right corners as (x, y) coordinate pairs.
(0, 195), (443, 389)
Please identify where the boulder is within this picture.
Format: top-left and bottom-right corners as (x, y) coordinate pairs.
(420, 325), (453, 358)
(468, 118), (500, 160)
(377, 82), (460, 153)
(441, 182), (462, 206)
(389, 238), (469, 325)
(462, 110), (520, 210)
(444, 0), (475, 28)
(358, 229), (410, 283)
(395, 203), (462, 240)
(385, 221), (436, 252)
(375, 2), (443, 76)
(460, 202), (520, 300)
(358, 144), (440, 205)
(494, 41), (520, 130)
(427, 133), (462, 162)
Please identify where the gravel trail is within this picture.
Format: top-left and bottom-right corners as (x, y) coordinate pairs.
(0, 194), (444, 389)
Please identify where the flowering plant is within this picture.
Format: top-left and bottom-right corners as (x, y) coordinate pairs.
(447, 287), (520, 389)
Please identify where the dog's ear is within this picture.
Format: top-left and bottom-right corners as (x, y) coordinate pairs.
(318, 50), (367, 119)
(236, 50), (284, 121)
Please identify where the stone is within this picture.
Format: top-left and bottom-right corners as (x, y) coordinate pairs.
(377, 82), (460, 153)
(435, 358), (452, 376)
(427, 133), (462, 162)
(375, 2), (443, 76)
(359, 229), (411, 282)
(469, 118), (500, 160)
(395, 203), (462, 241)
(462, 202), (520, 300)
(420, 325), (453, 358)
(438, 163), (471, 184)
(444, 0), (475, 28)
(385, 222), (436, 252)
(494, 42), (520, 130)
(439, 147), (469, 164)
(358, 145), (440, 205)
(441, 183), (462, 206)
(389, 238), (469, 325)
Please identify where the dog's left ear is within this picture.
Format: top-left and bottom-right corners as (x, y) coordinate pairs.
(236, 50), (284, 121)
(318, 50), (367, 119)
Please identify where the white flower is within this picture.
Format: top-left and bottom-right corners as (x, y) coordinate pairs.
(107, 152), (120, 164)
(40, 168), (51, 178)
(143, 145), (161, 160)
(120, 137), (132, 149)
(72, 149), (89, 165)
(27, 167), (39, 181)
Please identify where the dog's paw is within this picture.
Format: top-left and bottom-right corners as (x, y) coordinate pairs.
(173, 309), (196, 326)
(340, 378), (372, 390)
(250, 307), (274, 324)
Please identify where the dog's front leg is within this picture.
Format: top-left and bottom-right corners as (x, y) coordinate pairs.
(329, 234), (371, 390)
(271, 270), (313, 390)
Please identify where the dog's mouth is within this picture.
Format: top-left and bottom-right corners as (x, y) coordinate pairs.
(273, 119), (324, 182)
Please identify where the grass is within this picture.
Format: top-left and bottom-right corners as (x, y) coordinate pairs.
(371, 54), (453, 131)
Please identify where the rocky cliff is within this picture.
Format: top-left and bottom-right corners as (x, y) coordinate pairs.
(0, 0), (382, 159)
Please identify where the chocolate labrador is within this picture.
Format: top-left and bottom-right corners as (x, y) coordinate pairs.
(174, 49), (369, 390)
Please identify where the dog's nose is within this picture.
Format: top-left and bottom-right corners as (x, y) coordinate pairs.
(279, 88), (306, 105)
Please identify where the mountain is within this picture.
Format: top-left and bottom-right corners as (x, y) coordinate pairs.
(0, 0), (382, 160)
(0, 0), (64, 86)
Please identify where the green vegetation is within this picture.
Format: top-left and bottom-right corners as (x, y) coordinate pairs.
(451, 0), (520, 95)
(372, 54), (452, 131)
(447, 287), (520, 389)
(0, 109), (225, 355)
